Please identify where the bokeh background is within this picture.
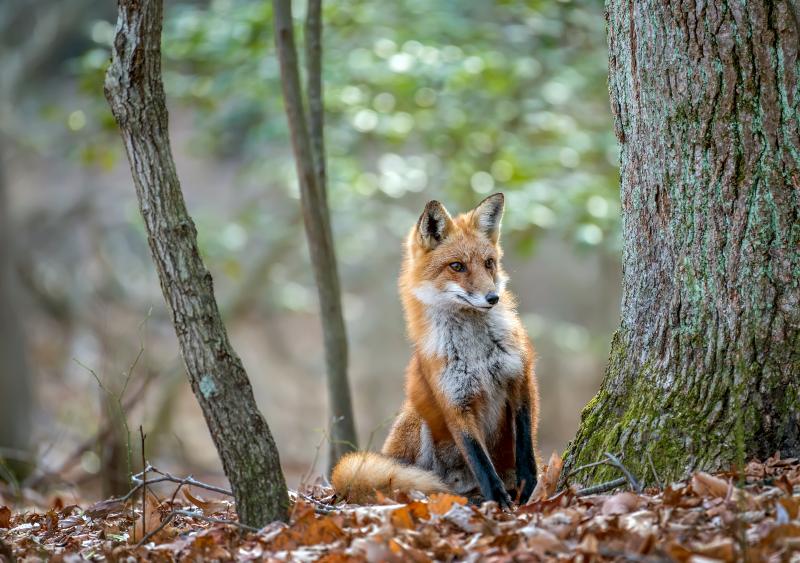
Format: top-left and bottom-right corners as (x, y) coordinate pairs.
(1, 0), (621, 499)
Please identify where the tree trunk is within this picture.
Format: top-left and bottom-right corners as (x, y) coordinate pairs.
(273, 0), (358, 469)
(0, 144), (33, 482)
(563, 0), (800, 486)
(104, 0), (288, 525)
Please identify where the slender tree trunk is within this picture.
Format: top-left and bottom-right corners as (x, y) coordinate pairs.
(274, 0), (358, 469)
(563, 0), (800, 486)
(0, 144), (33, 482)
(104, 0), (288, 525)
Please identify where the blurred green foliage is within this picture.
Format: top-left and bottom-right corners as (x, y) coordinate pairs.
(76, 0), (620, 264)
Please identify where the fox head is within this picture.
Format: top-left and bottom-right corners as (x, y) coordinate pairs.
(404, 193), (507, 312)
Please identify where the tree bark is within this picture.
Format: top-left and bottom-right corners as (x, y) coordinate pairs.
(104, 0), (288, 525)
(273, 0), (358, 469)
(563, 0), (800, 486)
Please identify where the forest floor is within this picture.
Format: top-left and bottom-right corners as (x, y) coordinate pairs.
(1, 454), (799, 562)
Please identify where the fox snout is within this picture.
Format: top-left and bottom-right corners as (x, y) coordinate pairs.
(472, 288), (499, 309)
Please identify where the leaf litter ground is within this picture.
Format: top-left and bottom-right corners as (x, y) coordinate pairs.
(1, 454), (799, 561)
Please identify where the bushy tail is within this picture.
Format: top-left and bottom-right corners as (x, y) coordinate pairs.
(331, 452), (449, 503)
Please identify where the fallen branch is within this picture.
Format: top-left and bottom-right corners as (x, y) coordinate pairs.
(575, 477), (628, 497)
(604, 453), (643, 493)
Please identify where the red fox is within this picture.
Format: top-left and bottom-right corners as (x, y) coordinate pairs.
(332, 193), (539, 507)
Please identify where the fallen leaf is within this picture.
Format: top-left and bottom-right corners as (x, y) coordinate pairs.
(692, 472), (730, 498)
(777, 497), (799, 520)
(0, 506), (10, 528)
(390, 505), (415, 529)
(183, 488), (227, 514)
(692, 537), (736, 561)
(519, 524), (566, 556)
(427, 493), (467, 515)
(529, 452), (563, 502)
(130, 493), (163, 544)
(269, 505), (346, 550)
(576, 533), (599, 554)
(84, 498), (124, 519)
(602, 492), (644, 515)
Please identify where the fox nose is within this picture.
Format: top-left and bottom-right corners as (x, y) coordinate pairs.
(485, 291), (499, 306)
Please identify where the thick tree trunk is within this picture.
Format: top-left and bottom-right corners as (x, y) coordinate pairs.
(104, 0), (288, 525)
(563, 1), (800, 486)
(273, 0), (358, 469)
(0, 145), (33, 481)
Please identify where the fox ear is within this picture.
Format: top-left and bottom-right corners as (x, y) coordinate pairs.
(471, 193), (504, 242)
(416, 200), (453, 250)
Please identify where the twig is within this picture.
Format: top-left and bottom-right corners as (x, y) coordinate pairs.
(604, 453), (643, 493)
(566, 458), (612, 479)
(135, 508), (258, 547)
(134, 511), (176, 547)
(646, 452), (663, 490)
(290, 490), (338, 515)
(169, 475), (193, 506)
(173, 509), (259, 533)
(575, 477), (627, 497)
(113, 466), (232, 504)
(139, 427), (147, 545)
(132, 467), (232, 496)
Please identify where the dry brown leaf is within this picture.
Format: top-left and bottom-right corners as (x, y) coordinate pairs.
(663, 541), (693, 562)
(390, 505), (415, 530)
(444, 504), (483, 534)
(84, 498), (124, 519)
(529, 451), (563, 503)
(188, 534), (230, 560)
(269, 505), (346, 550)
(620, 509), (657, 536)
(692, 472), (730, 498)
(0, 506), (10, 528)
(519, 525), (566, 556)
(692, 537), (736, 561)
(130, 493), (163, 544)
(777, 497), (799, 520)
(183, 488), (227, 514)
(764, 523), (800, 544)
(406, 500), (430, 521)
(316, 553), (363, 563)
(427, 493), (467, 515)
(351, 536), (403, 562)
(576, 533), (599, 554)
(602, 492), (644, 515)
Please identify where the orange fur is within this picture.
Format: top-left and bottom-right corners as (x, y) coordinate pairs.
(332, 194), (540, 504)
(331, 452), (448, 504)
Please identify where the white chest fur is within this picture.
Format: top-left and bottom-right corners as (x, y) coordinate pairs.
(420, 305), (524, 409)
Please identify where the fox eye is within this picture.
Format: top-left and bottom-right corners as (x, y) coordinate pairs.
(485, 258), (495, 269)
(449, 262), (466, 272)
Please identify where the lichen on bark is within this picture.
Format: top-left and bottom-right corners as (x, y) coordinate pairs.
(562, 0), (800, 487)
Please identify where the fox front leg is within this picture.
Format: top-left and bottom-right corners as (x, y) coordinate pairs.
(459, 432), (513, 509)
(514, 401), (537, 503)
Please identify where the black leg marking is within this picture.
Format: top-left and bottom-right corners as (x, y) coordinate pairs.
(461, 433), (512, 509)
(515, 404), (537, 503)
